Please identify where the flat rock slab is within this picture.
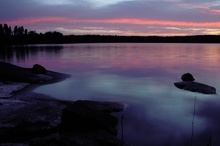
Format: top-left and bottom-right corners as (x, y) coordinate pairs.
(174, 81), (216, 94)
(0, 61), (65, 83)
(0, 93), (70, 143)
(0, 82), (29, 97)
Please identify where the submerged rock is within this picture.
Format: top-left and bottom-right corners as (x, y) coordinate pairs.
(174, 81), (216, 94)
(181, 73), (195, 81)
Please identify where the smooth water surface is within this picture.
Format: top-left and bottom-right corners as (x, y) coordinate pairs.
(1, 43), (220, 145)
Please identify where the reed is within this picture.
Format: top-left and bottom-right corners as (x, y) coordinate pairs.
(191, 96), (197, 146)
(121, 114), (124, 146)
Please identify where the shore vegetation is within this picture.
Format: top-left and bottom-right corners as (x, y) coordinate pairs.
(1, 24), (220, 45)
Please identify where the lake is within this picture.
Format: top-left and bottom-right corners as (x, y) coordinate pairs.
(1, 43), (220, 146)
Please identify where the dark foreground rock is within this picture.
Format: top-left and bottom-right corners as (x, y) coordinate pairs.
(0, 98), (128, 145)
(58, 100), (127, 146)
(0, 92), (72, 144)
(60, 100), (124, 136)
(28, 131), (130, 146)
(26, 100), (129, 146)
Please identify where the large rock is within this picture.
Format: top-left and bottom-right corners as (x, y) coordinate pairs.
(60, 100), (125, 136)
(32, 64), (47, 74)
(181, 73), (195, 81)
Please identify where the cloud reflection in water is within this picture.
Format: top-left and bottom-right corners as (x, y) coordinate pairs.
(22, 43), (220, 145)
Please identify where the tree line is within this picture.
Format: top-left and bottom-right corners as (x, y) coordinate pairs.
(0, 24), (63, 44)
(1, 23), (220, 45)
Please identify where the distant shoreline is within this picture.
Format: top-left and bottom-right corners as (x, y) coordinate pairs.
(1, 23), (220, 45)
(1, 35), (220, 45)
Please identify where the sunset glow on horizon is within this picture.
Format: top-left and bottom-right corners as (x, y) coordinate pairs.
(1, 0), (220, 36)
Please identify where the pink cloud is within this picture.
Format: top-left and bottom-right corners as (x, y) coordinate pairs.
(3, 17), (220, 28)
(177, 2), (220, 15)
(210, 9), (220, 14)
(1, 16), (220, 36)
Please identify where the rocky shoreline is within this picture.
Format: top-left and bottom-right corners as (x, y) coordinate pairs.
(0, 62), (128, 146)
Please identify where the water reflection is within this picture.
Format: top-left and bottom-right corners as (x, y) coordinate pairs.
(1, 43), (220, 145)
(0, 45), (63, 68)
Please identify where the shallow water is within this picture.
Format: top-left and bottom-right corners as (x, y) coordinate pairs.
(1, 43), (220, 145)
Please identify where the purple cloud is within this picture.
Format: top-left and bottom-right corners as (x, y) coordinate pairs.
(0, 0), (220, 35)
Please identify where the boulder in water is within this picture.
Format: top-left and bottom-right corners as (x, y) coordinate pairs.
(32, 64), (47, 74)
(181, 73), (195, 81)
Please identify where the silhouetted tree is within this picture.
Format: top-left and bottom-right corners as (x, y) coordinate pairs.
(0, 24), (3, 36)
(24, 29), (28, 35)
(24, 30), (38, 44)
(43, 31), (63, 43)
(44, 31), (63, 37)
(18, 26), (24, 36)
(29, 30), (37, 36)
(14, 26), (18, 36)
(3, 24), (12, 36)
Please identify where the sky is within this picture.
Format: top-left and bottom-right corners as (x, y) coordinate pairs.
(0, 0), (220, 36)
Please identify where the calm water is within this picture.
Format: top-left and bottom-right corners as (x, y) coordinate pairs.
(1, 43), (220, 145)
